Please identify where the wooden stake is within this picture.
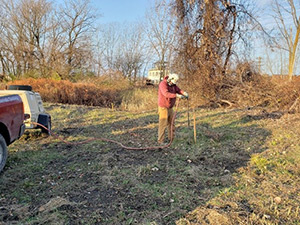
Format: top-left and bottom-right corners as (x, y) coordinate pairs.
(187, 99), (190, 127)
(193, 107), (197, 143)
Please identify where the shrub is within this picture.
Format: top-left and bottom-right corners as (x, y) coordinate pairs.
(0, 83), (6, 90)
(7, 78), (124, 107)
(272, 76), (300, 112)
(4, 74), (300, 112)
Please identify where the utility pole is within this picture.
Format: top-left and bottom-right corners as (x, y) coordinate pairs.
(257, 57), (262, 74)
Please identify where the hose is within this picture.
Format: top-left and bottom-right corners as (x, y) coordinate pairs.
(30, 100), (181, 151)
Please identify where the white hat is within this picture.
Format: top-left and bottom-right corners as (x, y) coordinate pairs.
(168, 73), (179, 84)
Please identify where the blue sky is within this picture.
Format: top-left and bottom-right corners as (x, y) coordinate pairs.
(254, 0), (272, 7)
(97, 0), (272, 24)
(89, 0), (153, 23)
(251, 0), (300, 74)
(54, 0), (153, 23)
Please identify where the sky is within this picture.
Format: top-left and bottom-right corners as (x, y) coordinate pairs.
(54, 0), (154, 24)
(53, 0), (298, 75)
(251, 0), (300, 74)
(89, 0), (153, 24)
(254, 0), (272, 7)
(97, 0), (272, 24)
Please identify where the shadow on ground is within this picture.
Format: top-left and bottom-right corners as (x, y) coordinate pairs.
(0, 106), (272, 224)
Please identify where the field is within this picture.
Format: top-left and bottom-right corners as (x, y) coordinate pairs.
(0, 102), (299, 224)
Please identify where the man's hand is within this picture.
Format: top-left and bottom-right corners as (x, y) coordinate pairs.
(183, 92), (189, 99)
(176, 93), (185, 99)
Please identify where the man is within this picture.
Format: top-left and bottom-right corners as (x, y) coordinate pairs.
(158, 73), (188, 144)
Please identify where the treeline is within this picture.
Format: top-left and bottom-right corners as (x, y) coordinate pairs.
(0, 0), (96, 81)
(1, 0), (299, 111)
(0, 0), (171, 83)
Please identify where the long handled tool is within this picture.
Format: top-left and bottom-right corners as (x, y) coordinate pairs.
(187, 98), (196, 143)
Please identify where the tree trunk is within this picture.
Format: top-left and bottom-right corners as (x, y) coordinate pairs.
(288, 25), (300, 81)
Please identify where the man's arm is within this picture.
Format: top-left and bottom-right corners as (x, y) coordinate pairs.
(160, 82), (177, 98)
(175, 86), (189, 99)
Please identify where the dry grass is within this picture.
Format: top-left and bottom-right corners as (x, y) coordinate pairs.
(4, 74), (300, 113)
(1, 101), (299, 224)
(0, 83), (6, 90)
(4, 78), (159, 112)
(6, 77), (130, 107)
(120, 87), (158, 111)
(176, 112), (300, 225)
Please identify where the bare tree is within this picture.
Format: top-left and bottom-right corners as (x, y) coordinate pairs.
(113, 23), (146, 83)
(0, 0), (53, 77)
(96, 22), (148, 83)
(20, 0), (53, 75)
(172, 0), (256, 102)
(96, 23), (121, 75)
(272, 0), (300, 80)
(145, 0), (176, 80)
(0, 0), (98, 80)
(58, 0), (96, 79)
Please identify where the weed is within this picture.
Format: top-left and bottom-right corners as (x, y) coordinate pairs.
(250, 154), (269, 175)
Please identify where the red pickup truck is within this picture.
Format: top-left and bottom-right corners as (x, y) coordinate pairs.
(0, 94), (25, 172)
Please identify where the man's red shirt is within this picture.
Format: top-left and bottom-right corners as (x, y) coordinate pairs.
(158, 76), (183, 108)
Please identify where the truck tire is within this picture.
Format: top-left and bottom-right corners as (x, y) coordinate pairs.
(8, 85), (32, 91)
(44, 119), (52, 136)
(0, 134), (8, 172)
(38, 114), (51, 135)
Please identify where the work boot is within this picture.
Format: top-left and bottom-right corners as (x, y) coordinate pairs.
(158, 140), (170, 146)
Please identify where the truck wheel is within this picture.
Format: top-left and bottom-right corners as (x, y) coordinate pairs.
(38, 114), (51, 135)
(0, 134), (8, 172)
(43, 119), (51, 136)
(8, 85), (32, 91)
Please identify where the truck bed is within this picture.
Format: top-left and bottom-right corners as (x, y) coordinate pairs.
(0, 95), (25, 145)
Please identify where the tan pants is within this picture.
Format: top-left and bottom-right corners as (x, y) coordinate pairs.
(158, 107), (174, 143)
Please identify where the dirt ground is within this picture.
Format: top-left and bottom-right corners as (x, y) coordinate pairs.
(0, 103), (298, 224)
